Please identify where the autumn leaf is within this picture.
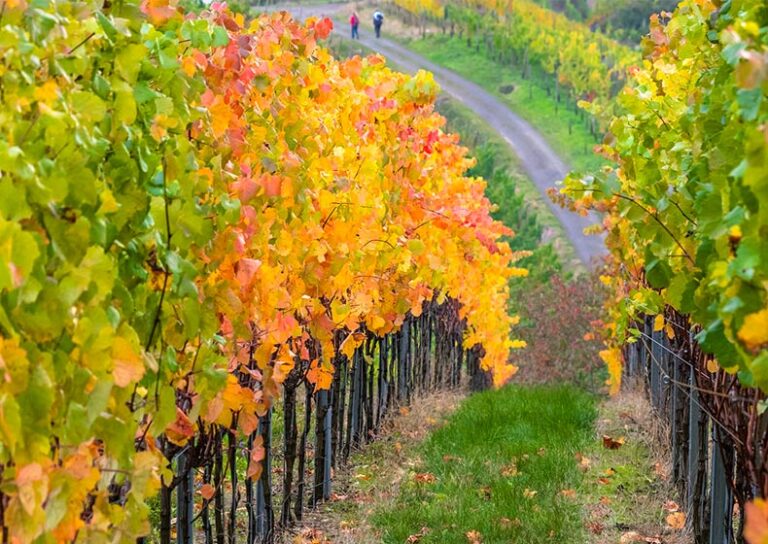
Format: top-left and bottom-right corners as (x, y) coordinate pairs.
(166, 408), (195, 446)
(406, 527), (430, 543)
(200, 484), (216, 501)
(523, 488), (537, 499)
(665, 511), (686, 530)
(602, 435), (626, 449)
(414, 472), (436, 484)
(465, 530), (482, 544)
(111, 336), (145, 387)
(500, 463), (519, 477)
(599, 348), (623, 395)
(738, 309), (768, 352)
(247, 435), (265, 480)
(140, 0), (180, 25)
(653, 314), (664, 332)
(575, 452), (591, 471)
(706, 359), (721, 373)
(339, 331), (366, 360)
(745, 499), (768, 544)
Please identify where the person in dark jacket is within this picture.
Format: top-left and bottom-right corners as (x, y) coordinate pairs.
(350, 12), (360, 39)
(373, 10), (384, 38)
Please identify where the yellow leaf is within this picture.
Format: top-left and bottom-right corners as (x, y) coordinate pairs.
(33, 81), (58, 105)
(599, 348), (623, 395)
(339, 331), (365, 360)
(508, 339), (527, 349)
(738, 309), (768, 351)
(653, 314), (664, 332)
(707, 359), (720, 373)
(509, 267), (529, 278)
(523, 488), (537, 499)
(181, 56), (196, 77)
(111, 336), (145, 387)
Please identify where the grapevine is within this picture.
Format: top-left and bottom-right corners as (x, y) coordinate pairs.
(558, 0), (768, 393)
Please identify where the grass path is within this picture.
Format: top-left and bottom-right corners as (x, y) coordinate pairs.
(372, 385), (596, 543)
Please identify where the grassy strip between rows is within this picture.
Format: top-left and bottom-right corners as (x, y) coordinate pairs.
(372, 385), (597, 543)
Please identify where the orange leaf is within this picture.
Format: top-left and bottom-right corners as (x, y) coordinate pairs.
(665, 511), (686, 530)
(602, 435), (626, 449)
(465, 530), (482, 544)
(112, 336), (145, 387)
(166, 408), (195, 446)
(745, 499), (768, 544)
(200, 484), (216, 501)
(247, 435), (265, 480)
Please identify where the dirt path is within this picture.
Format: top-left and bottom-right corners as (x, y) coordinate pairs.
(266, 3), (605, 266)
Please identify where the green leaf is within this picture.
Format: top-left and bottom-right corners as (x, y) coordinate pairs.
(212, 26), (230, 47)
(116, 43), (147, 84)
(70, 91), (107, 123)
(645, 259), (672, 289)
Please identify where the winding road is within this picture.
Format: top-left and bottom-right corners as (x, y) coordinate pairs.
(267, 3), (604, 266)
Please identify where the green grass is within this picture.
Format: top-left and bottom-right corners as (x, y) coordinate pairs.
(373, 385), (597, 543)
(405, 34), (605, 173)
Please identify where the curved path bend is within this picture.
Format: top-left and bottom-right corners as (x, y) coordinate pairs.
(270, 3), (604, 265)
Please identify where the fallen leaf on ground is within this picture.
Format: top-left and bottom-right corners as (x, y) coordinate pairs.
(465, 530), (482, 543)
(500, 463), (519, 477)
(414, 472), (436, 484)
(406, 526), (430, 543)
(602, 434), (626, 449)
(499, 517), (522, 529)
(523, 488), (537, 499)
(586, 521), (604, 535)
(560, 489), (577, 498)
(663, 500), (680, 512)
(666, 511), (686, 529)
(576, 452), (591, 471)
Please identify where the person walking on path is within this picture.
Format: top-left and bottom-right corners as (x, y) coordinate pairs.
(350, 11), (360, 39)
(373, 10), (384, 38)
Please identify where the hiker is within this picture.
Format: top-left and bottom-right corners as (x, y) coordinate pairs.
(350, 11), (360, 39)
(373, 10), (384, 38)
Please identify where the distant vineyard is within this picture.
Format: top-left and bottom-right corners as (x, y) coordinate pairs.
(0, 1), (525, 540)
(392, 0), (639, 104)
